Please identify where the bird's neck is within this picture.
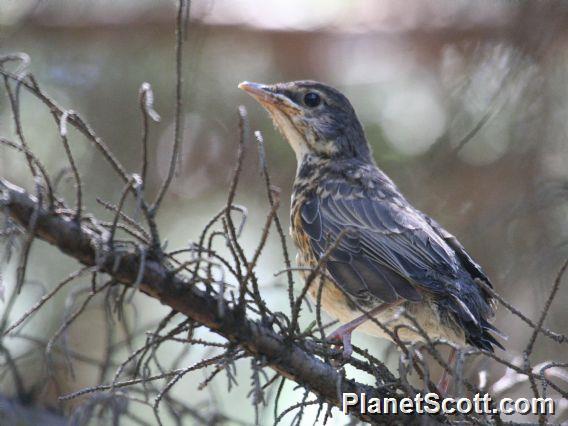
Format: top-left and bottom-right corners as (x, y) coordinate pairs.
(295, 154), (328, 180)
(295, 152), (374, 180)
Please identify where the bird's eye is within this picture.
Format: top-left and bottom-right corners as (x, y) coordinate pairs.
(303, 92), (321, 108)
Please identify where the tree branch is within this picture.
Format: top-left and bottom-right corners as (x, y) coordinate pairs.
(0, 178), (433, 425)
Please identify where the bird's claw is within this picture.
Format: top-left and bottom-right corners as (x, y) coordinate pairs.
(327, 326), (354, 360)
(437, 373), (451, 397)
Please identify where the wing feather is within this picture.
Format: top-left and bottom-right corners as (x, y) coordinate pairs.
(298, 174), (504, 350)
(300, 179), (463, 303)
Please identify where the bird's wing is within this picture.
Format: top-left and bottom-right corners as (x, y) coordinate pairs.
(300, 179), (462, 304)
(423, 215), (492, 287)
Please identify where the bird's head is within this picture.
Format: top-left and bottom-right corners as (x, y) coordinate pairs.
(239, 80), (372, 164)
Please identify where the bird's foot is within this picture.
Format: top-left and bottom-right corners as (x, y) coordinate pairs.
(437, 374), (451, 397)
(327, 324), (355, 360)
(436, 348), (457, 397)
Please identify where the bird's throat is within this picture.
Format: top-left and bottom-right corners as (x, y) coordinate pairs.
(268, 107), (311, 165)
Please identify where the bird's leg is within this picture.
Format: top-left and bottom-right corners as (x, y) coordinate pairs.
(328, 300), (403, 359)
(437, 348), (457, 396)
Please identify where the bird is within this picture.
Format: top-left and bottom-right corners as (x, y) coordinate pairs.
(238, 80), (504, 393)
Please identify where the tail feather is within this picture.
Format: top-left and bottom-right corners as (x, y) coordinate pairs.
(440, 290), (505, 352)
(463, 320), (505, 352)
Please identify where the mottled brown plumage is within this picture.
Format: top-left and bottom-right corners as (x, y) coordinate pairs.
(239, 80), (503, 369)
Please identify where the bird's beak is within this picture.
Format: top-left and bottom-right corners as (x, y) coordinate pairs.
(238, 81), (301, 114)
(238, 81), (272, 102)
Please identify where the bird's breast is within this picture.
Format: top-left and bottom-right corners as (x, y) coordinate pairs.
(290, 198), (313, 262)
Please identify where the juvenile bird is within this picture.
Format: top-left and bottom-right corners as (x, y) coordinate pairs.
(239, 80), (503, 392)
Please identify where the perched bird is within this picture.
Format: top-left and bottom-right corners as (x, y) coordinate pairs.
(239, 80), (503, 392)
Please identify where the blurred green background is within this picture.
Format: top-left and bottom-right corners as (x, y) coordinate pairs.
(1, 1), (568, 424)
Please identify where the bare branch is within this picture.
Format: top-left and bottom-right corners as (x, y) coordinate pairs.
(0, 177), (423, 424)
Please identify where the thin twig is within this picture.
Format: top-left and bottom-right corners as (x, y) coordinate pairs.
(151, 0), (188, 213)
(3, 266), (92, 336)
(59, 110), (83, 220)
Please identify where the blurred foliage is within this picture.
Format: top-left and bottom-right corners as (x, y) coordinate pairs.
(1, 1), (568, 424)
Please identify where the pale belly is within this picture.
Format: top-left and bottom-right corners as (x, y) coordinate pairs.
(305, 273), (466, 347)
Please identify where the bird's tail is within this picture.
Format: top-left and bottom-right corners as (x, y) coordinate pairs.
(442, 292), (506, 352)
